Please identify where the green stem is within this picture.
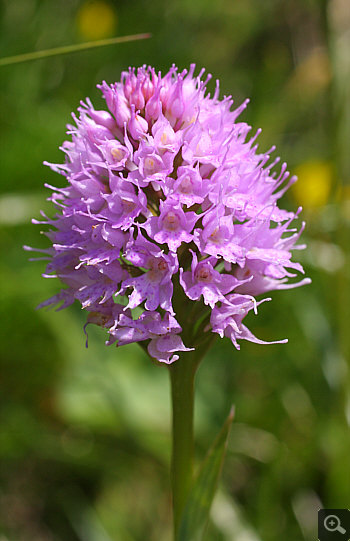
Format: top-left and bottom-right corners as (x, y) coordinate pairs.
(169, 354), (197, 539)
(168, 332), (216, 540)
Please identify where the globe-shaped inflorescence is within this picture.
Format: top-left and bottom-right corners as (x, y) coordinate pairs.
(28, 65), (310, 364)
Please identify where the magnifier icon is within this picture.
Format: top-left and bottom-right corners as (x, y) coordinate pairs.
(324, 514), (346, 534)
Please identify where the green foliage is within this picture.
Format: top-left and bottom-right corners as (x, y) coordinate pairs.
(178, 408), (234, 541)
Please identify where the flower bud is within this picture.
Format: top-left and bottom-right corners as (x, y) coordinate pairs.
(128, 106), (148, 139)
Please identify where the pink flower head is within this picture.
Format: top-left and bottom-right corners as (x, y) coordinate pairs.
(30, 65), (310, 364)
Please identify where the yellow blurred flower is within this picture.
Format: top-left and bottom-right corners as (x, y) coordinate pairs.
(292, 161), (333, 208)
(77, 1), (117, 41)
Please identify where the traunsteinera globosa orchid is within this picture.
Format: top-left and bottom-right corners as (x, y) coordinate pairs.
(28, 64), (309, 362)
(28, 64), (311, 539)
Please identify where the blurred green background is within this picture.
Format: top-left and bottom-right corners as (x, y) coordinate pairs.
(0, 0), (349, 539)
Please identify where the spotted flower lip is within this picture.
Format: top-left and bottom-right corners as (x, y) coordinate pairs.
(179, 251), (242, 309)
(29, 64), (310, 363)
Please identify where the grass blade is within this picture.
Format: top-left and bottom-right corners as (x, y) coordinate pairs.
(0, 33), (151, 67)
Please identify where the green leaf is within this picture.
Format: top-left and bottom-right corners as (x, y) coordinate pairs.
(177, 406), (235, 541)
